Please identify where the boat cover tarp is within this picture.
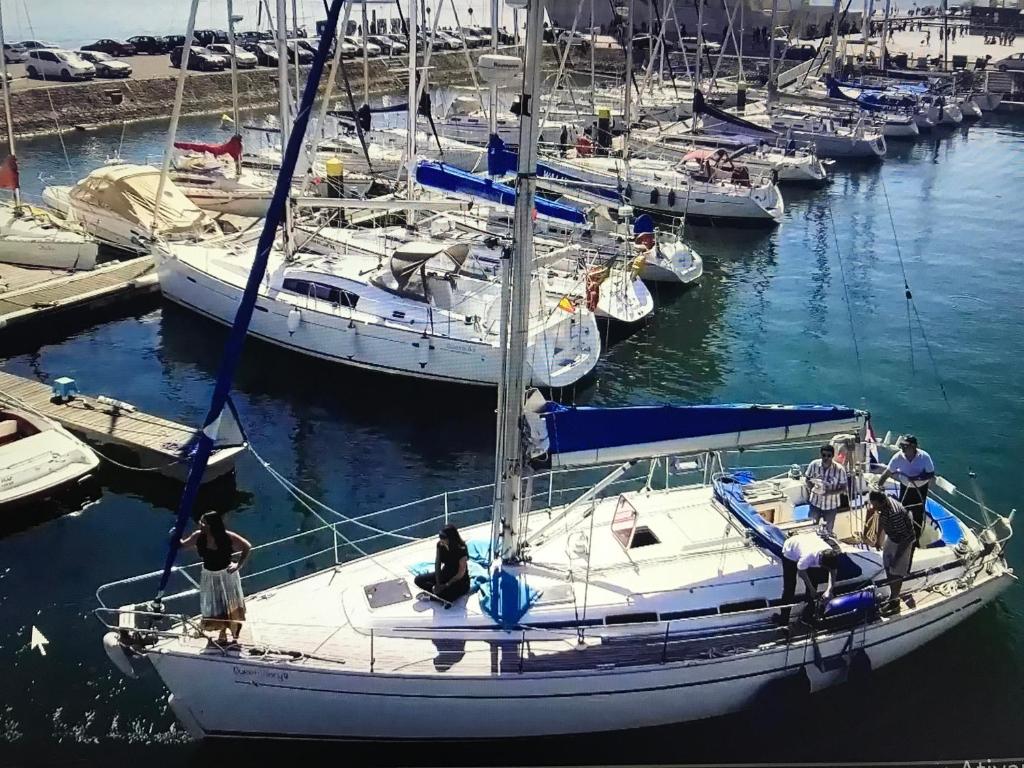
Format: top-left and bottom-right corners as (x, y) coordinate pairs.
(415, 160), (587, 225)
(824, 76), (916, 112)
(486, 135), (623, 204)
(692, 89), (778, 142)
(68, 163), (210, 234)
(539, 403), (864, 467)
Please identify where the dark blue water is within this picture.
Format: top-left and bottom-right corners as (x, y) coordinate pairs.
(1, 113), (1023, 765)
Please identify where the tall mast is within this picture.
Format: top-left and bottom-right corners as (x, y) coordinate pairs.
(829, 0), (841, 75)
(489, 0), (499, 137)
(942, 0), (948, 71)
(0, 0), (19, 206)
(768, 0), (779, 91)
(590, 0), (596, 106)
(154, 0), (201, 230)
(880, 0), (891, 69)
(292, 0), (301, 107)
(362, 0), (370, 104)
(227, 0), (241, 143)
(276, 0), (293, 251)
(862, 0), (872, 64)
(406, 0), (418, 223)
(493, 0), (544, 563)
(623, 0), (633, 174)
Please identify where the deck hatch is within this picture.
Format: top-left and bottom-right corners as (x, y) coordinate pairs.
(364, 578), (412, 609)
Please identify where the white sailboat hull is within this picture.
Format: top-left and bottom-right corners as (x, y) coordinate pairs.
(151, 569), (1012, 741)
(42, 186), (148, 254)
(156, 248), (599, 388)
(0, 204), (98, 270)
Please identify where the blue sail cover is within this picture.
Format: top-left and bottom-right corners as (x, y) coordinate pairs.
(487, 135), (623, 204)
(539, 403), (865, 467)
(824, 76), (916, 112)
(415, 161), (587, 224)
(692, 89), (778, 143)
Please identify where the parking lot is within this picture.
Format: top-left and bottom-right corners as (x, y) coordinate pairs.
(3, 53), (212, 92)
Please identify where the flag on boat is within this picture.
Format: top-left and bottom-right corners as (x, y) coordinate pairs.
(173, 134), (243, 162)
(0, 155), (19, 190)
(557, 295), (575, 312)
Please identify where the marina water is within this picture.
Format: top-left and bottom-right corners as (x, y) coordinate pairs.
(1, 110), (1023, 763)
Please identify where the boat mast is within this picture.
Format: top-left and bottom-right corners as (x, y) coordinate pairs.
(768, 0), (779, 94)
(404, 0), (417, 226)
(623, 0), (633, 176)
(153, 0), (201, 231)
(276, 0), (293, 251)
(942, 0), (948, 71)
(362, 0), (370, 104)
(693, 0), (703, 133)
(227, 0), (242, 170)
(489, 0), (499, 137)
(590, 0), (596, 106)
(0, 1), (19, 207)
(880, 0), (891, 69)
(292, 0), (302, 106)
(862, 0), (871, 65)
(493, 0), (544, 563)
(829, 0), (841, 75)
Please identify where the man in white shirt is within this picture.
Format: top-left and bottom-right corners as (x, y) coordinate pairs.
(777, 531), (841, 626)
(877, 434), (935, 539)
(804, 444), (849, 533)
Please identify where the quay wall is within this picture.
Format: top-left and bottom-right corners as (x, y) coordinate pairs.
(9, 46), (628, 139)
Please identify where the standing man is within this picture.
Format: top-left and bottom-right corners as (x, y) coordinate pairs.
(877, 435), (934, 539)
(865, 490), (917, 613)
(777, 531), (841, 626)
(804, 444), (848, 533)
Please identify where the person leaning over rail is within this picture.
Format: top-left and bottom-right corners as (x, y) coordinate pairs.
(864, 490), (916, 615)
(804, 443), (848, 533)
(876, 434), (935, 541)
(776, 530), (841, 630)
(174, 510), (252, 646)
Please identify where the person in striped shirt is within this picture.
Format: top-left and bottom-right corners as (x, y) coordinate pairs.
(804, 444), (849, 533)
(866, 490), (917, 613)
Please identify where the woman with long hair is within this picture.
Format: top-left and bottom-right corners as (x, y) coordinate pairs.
(414, 523), (470, 607)
(178, 510), (252, 644)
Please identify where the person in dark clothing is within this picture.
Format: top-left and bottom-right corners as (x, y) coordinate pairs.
(415, 524), (470, 607)
(865, 491), (916, 614)
(177, 510), (252, 644)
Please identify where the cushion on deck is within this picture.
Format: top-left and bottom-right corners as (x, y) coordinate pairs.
(925, 497), (963, 547)
(793, 504), (811, 521)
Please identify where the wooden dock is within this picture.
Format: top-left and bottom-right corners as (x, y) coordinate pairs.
(0, 370), (243, 483)
(0, 256), (158, 331)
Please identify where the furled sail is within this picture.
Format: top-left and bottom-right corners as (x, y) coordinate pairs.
(415, 160), (587, 224)
(692, 90), (778, 142)
(533, 402), (866, 467)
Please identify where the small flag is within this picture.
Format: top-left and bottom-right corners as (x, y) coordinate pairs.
(221, 113), (234, 124)
(0, 155), (19, 191)
(557, 296), (575, 312)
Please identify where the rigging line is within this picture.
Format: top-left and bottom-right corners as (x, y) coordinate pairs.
(823, 197), (864, 383)
(321, 0), (375, 176)
(19, 0), (72, 176)
(879, 174), (951, 408)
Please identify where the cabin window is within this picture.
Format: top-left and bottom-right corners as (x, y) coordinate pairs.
(719, 598), (769, 615)
(283, 278), (359, 308)
(659, 607), (717, 621)
(604, 612), (659, 626)
(630, 526), (659, 549)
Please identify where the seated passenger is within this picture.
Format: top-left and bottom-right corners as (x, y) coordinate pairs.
(777, 531), (841, 626)
(804, 443), (848, 533)
(414, 524), (470, 608)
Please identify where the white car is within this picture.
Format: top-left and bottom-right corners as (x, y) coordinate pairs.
(25, 49), (95, 81)
(208, 44), (258, 69)
(344, 36), (380, 56)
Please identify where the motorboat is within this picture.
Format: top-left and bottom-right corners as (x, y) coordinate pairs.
(0, 202), (99, 271)
(42, 164), (221, 255)
(0, 403), (99, 507)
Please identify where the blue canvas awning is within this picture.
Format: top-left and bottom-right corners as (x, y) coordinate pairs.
(537, 403), (865, 467)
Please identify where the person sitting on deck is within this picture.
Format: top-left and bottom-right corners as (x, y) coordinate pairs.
(804, 443), (848, 533)
(777, 531), (841, 627)
(414, 524), (470, 608)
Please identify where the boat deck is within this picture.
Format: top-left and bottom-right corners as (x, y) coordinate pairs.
(0, 256), (157, 330)
(0, 369), (242, 483)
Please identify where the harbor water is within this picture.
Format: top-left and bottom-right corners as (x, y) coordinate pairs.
(1, 110), (1023, 764)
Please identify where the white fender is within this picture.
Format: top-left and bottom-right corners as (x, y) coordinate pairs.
(103, 632), (138, 679)
(287, 308), (302, 335)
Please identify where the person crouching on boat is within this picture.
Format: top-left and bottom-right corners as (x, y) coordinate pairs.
(777, 531), (841, 627)
(865, 490), (916, 614)
(178, 510), (252, 645)
(804, 443), (848, 533)
(415, 524), (470, 608)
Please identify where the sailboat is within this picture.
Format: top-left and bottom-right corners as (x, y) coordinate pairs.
(0, 5), (98, 271)
(96, 0), (1015, 742)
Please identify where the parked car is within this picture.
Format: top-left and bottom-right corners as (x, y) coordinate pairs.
(243, 42), (279, 67)
(163, 35), (187, 50)
(783, 43), (818, 61)
(367, 34), (406, 55)
(76, 49), (132, 77)
(127, 35), (168, 55)
(169, 45), (226, 71)
(81, 39), (136, 57)
(25, 49), (95, 80)
(428, 30), (461, 50)
(2, 43), (27, 64)
(193, 29), (228, 46)
(995, 52), (1024, 71)
(18, 40), (58, 50)
(343, 36), (380, 57)
(286, 42), (315, 63)
(207, 43), (258, 69)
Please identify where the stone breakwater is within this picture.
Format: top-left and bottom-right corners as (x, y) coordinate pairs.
(9, 45), (628, 139)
